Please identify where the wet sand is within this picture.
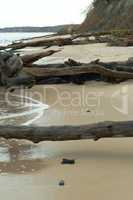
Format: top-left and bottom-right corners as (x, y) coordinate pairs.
(30, 81), (133, 126)
(1, 137), (133, 200)
(1, 43), (133, 199)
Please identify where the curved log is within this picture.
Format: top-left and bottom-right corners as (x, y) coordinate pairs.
(0, 121), (133, 143)
(21, 49), (60, 65)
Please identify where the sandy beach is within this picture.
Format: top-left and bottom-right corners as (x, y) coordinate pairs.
(1, 43), (133, 199)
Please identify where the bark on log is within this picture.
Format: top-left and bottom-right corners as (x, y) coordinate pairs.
(1, 121), (133, 143)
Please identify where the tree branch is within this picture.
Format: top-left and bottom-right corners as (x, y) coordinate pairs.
(21, 49), (60, 65)
(0, 121), (133, 143)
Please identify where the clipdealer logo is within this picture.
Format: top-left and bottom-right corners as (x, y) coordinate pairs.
(111, 86), (129, 115)
(4, 85), (130, 116)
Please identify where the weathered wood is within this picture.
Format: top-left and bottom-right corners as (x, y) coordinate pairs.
(0, 36), (73, 50)
(24, 58), (133, 84)
(1, 51), (133, 86)
(0, 32), (113, 51)
(91, 58), (133, 72)
(5, 72), (35, 88)
(26, 58), (133, 71)
(109, 36), (133, 47)
(21, 50), (60, 65)
(1, 121), (133, 143)
(0, 50), (60, 87)
(1, 31), (133, 51)
(24, 62), (133, 83)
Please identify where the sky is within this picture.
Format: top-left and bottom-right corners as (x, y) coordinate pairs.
(0, 0), (93, 27)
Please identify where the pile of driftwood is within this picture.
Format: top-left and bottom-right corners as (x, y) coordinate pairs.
(24, 57), (133, 85)
(1, 33), (133, 142)
(1, 50), (133, 87)
(0, 32), (122, 51)
(0, 36), (102, 51)
(1, 31), (133, 51)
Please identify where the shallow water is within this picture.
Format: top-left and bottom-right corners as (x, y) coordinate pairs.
(0, 32), (51, 45)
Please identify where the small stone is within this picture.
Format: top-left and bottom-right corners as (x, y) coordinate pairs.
(59, 180), (65, 186)
(61, 158), (75, 165)
(86, 110), (91, 113)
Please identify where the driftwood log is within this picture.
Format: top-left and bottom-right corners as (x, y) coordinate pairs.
(26, 57), (133, 71)
(21, 49), (60, 65)
(0, 121), (133, 143)
(0, 36), (73, 50)
(24, 58), (133, 84)
(1, 50), (133, 86)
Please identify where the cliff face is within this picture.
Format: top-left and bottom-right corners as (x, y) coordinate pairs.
(80, 0), (133, 32)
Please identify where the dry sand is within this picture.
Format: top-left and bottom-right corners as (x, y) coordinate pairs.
(35, 42), (133, 64)
(1, 43), (133, 200)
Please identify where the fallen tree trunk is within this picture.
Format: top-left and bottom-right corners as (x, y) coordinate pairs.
(26, 57), (133, 70)
(25, 63), (133, 78)
(1, 121), (133, 143)
(24, 62), (133, 83)
(23, 58), (133, 84)
(21, 49), (60, 65)
(0, 36), (73, 50)
(1, 51), (133, 86)
(90, 58), (133, 72)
